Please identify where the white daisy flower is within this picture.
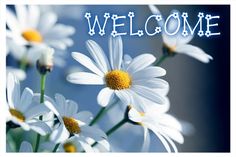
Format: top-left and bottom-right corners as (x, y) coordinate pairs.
(149, 5), (213, 63)
(6, 5), (75, 66)
(19, 141), (33, 152)
(6, 66), (26, 81)
(67, 36), (169, 107)
(128, 103), (184, 152)
(6, 73), (51, 136)
(44, 93), (110, 152)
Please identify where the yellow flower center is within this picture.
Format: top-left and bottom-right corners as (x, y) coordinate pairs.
(105, 70), (132, 90)
(9, 108), (25, 122)
(22, 29), (43, 43)
(164, 44), (176, 53)
(63, 142), (77, 153)
(63, 117), (81, 134)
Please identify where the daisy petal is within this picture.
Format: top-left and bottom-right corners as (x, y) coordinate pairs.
(141, 127), (151, 152)
(50, 124), (70, 143)
(71, 52), (104, 76)
(161, 126), (184, 144)
(132, 66), (166, 81)
(86, 40), (110, 73)
(161, 134), (178, 152)
(159, 114), (182, 131)
(64, 100), (78, 117)
(128, 108), (143, 123)
(67, 72), (104, 85)
(28, 5), (40, 28)
(38, 12), (57, 34)
(80, 126), (107, 141)
(97, 87), (114, 107)
(7, 73), (20, 109)
(78, 137), (94, 152)
(175, 44), (213, 63)
(19, 88), (33, 112)
(24, 104), (49, 120)
(109, 36), (123, 69)
(73, 111), (93, 124)
(15, 5), (27, 29)
(114, 90), (131, 106)
(132, 85), (165, 104)
(19, 141), (33, 152)
(127, 54), (156, 74)
(29, 120), (51, 136)
(6, 9), (21, 33)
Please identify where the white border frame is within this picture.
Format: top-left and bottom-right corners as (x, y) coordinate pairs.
(0, 0), (235, 157)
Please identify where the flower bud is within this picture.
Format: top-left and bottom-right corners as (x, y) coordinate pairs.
(37, 47), (54, 75)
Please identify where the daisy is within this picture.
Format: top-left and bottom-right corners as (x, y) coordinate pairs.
(19, 141), (33, 152)
(6, 73), (51, 136)
(6, 66), (26, 81)
(6, 5), (75, 66)
(149, 5), (213, 63)
(44, 93), (110, 152)
(128, 101), (184, 152)
(67, 36), (169, 107)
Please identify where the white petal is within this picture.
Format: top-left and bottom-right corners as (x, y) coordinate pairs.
(141, 127), (151, 152)
(148, 5), (164, 26)
(97, 87), (114, 107)
(7, 73), (20, 109)
(133, 78), (169, 89)
(6, 9), (21, 33)
(86, 40), (110, 73)
(159, 114), (182, 131)
(6, 67), (26, 81)
(161, 134), (178, 153)
(38, 12), (57, 34)
(132, 85), (166, 104)
(126, 54), (156, 74)
(146, 123), (171, 152)
(114, 90), (131, 106)
(71, 52), (104, 76)
(24, 104), (49, 120)
(132, 66), (166, 81)
(28, 5), (40, 28)
(73, 111), (93, 124)
(80, 126), (107, 141)
(161, 126), (184, 144)
(96, 139), (110, 151)
(43, 24), (75, 39)
(67, 72), (104, 85)
(109, 36), (123, 70)
(128, 108), (143, 123)
(50, 124), (70, 143)
(44, 101), (60, 118)
(19, 88), (33, 112)
(29, 120), (51, 136)
(175, 44), (213, 63)
(19, 141), (33, 152)
(162, 33), (177, 48)
(55, 93), (66, 116)
(78, 137), (94, 152)
(64, 99), (78, 117)
(176, 34), (193, 45)
(15, 5), (27, 30)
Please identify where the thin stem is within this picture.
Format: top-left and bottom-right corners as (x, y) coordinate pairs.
(52, 143), (60, 152)
(155, 54), (168, 66)
(6, 125), (10, 134)
(89, 107), (106, 126)
(91, 118), (128, 148)
(34, 74), (46, 152)
(19, 59), (27, 71)
(89, 99), (119, 126)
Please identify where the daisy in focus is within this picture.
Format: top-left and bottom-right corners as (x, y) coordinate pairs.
(6, 73), (51, 135)
(44, 94), (110, 152)
(128, 102), (184, 152)
(67, 36), (169, 108)
(149, 5), (213, 63)
(6, 5), (75, 67)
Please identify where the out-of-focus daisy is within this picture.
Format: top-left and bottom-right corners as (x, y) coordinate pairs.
(42, 136), (110, 152)
(149, 5), (213, 63)
(6, 73), (51, 135)
(6, 5), (75, 66)
(67, 36), (168, 107)
(6, 67), (26, 81)
(44, 94), (109, 152)
(19, 141), (33, 152)
(128, 103), (184, 152)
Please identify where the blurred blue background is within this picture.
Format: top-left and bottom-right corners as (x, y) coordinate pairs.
(7, 5), (230, 152)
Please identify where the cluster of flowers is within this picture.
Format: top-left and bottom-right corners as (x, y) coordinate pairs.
(6, 5), (213, 152)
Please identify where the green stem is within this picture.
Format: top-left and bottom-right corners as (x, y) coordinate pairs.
(155, 54), (168, 66)
(89, 107), (106, 126)
(91, 118), (128, 148)
(19, 59), (27, 71)
(89, 99), (119, 126)
(34, 74), (46, 152)
(6, 125), (10, 134)
(52, 143), (60, 152)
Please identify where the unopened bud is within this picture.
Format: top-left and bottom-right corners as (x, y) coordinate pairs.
(37, 47), (54, 75)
